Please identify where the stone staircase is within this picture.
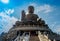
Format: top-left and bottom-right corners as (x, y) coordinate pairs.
(29, 36), (40, 41)
(38, 34), (51, 41)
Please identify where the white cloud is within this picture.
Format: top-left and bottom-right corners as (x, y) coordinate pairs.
(50, 22), (60, 34)
(54, 24), (60, 34)
(29, 3), (37, 7)
(36, 4), (53, 14)
(0, 9), (18, 33)
(50, 22), (57, 28)
(5, 9), (14, 15)
(25, 3), (53, 14)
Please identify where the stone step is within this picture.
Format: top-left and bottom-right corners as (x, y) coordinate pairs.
(29, 36), (40, 41)
(38, 34), (49, 41)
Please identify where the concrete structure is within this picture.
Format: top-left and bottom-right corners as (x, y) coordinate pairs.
(2, 6), (60, 41)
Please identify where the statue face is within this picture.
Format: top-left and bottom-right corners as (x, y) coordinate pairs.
(28, 6), (34, 13)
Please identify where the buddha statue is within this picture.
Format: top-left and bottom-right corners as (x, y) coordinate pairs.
(26, 6), (38, 22)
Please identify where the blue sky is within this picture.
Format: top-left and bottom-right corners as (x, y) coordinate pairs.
(0, 0), (60, 34)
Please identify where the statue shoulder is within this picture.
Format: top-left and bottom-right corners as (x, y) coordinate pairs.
(33, 14), (39, 18)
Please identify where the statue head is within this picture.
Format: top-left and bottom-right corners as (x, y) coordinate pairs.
(28, 6), (34, 14)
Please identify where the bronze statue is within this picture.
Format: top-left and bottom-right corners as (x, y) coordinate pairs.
(25, 6), (38, 22)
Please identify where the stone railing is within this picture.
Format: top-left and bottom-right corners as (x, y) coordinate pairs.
(12, 26), (49, 31)
(15, 24), (48, 28)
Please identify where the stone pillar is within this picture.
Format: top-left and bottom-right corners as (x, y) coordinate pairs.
(43, 31), (46, 35)
(53, 39), (56, 41)
(36, 31), (38, 35)
(38, 31), (41, 35)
